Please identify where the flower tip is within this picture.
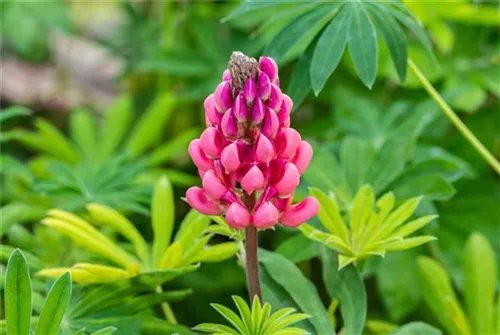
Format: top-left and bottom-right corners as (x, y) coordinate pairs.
(259, 57), (278, 83)
(258, 71), (271, 101)
(274, 163), (300, 197)
(241, 165), (265, 195)
(221, 109), (238, 138)
(253, 202), (279, 229)
(214, 80), (233, 113)
(186, 187), (221, 215)
(225, 202), (251, 229)
(291, 141), (313, 175)
(220, 142), (241, 173)
(202, 169), (228, 200)
(280, 196), (319, 227)
(204, 94), (222, 126)
(255, 134), (275, 164)
(200, 127), (225, 159)
(189, 139), (213, 171)
(243, 78), (257, 104)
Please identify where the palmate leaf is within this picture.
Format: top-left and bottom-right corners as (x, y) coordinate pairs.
(226, 0), (434, 93)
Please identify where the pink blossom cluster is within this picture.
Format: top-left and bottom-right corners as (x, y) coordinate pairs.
(186, 53), (319, 230)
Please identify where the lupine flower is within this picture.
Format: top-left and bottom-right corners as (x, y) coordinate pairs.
(186, 52), (318, 230)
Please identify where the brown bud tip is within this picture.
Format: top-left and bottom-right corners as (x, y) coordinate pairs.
(229, 51), (258, 95)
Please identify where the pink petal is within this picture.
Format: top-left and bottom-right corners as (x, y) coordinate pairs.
(254, 134), (275, 164)
(200, 127), (225, 159)
(189, 139), (213, 171)
(198, 169), (207, 180)
(221, 108), (238, 138)
(222, 69), (231, 81)
(214, 80), (233, 113)
(251, 99), (265, 125)
(220, 142), (241, 173)
(275, 128), (301, 159)
(186, 187), (221, 215)
(204, 94), (222, 126)
(274, 163), (300, 196)
(291, 141), (313, 175)
(273, 197), (292, 212)
(202, 169), (228, 200)
(278, 94), (292, 128)
(234, 94), (248, 122)
(261, 107), (279, 140)
(225, 202), (251, 229)
(241, 165), (265, 195)
(268, 159), (287, 185)
(253, 202), (279, 229)
(243, 78), (257, 105)
(266, 84), (283, 112)
(259, 57), (278, 83)
(280, 197), (319, 227)
(258, 71), (271, 101)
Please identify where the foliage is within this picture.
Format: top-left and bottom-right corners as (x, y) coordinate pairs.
(301, 186), (436, 268)
(36, 176), (238, 283)
(194, 295), (310, 335)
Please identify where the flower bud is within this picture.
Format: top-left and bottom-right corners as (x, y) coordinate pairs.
(202, 169), (228, 200)
(214, 80), (232, 113)
(291, 141), (313, 175)
(280, 197), (319, 227)
(254, 134), (275, 164)
(189, 139), (213, 171)
(200, 127), (225, 159)
(186, 187), (221, 215)
(221, 109), (238, 138)
(261, 107), (279, 139)
(251, 99), (265, 125)
(234, 94), (248, 122)
(276, 128), (301, 159)
(278, 94), (292, 128)
(204, 94), (222, 126)
(220, 142), (241, 173)
(274, 163), (300, 196)
(225, 202), (251, 229)
(222, 69), (231, 81)
(258, 71), (271, 101)
(267, 84), (283, 112)
(253, 202), (279, 229)
(259, 57), (278, 83)
(243, 78), (256, 105)
(241, 165), (265, 195)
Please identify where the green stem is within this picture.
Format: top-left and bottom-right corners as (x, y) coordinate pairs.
(156, 286), (178, 324)
(408, 58), (500, 175)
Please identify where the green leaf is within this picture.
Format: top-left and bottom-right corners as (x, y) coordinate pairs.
(210, 303), (246, 334)
(287, 46), (313, 110)
(0, 106), (32, 123)
(310, 188), (349, 242)
(89, 327), (118, 335)
(463, 232), (497, 335)
(34, 119), (80, 164)
(392, 173), (456, 201)
(100, 94), (133, 159)
(132, 264), (200, 288)
(5, 249), (32, 335)
(320, 247), (366, 335)
(376, 250), (420, 321)
(152, 175), (174, 268)
(367, 4), (407, 81)
(146, 128), (199, 166)
(35, 272), (72, 335)
(264, 4), (334, 63)
(339, 137), (376, 195)
(347, 2), (378, 88)
(125, 94), (176, 157)
(193, 242), (239, 263)
(276, 234), (318, 263)
(417, 256), (470, 335)
(175, 209), (211, 248)
(310, 4), (350, 95)
(259, 249), (335, 335)
(389, 322), (442, 335)
(70, 108), (98, 160)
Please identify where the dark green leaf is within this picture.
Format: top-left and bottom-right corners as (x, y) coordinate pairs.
(389, 322), (442, 335)
(276, 234), (318, 263)
(392, 174), (456, 201)
(287, 46), (313, 110)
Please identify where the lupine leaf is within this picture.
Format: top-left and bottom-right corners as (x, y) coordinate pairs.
(193, 242), (239, 263)
(232, 296), (251, 334)
(159, 242), (182, 270)
(89, 327), (118, 335)
(35, 119), (80, 163)
(339, 137), (376, 194)
(276, 234), (318, 263)
(309, 188), (348, 240)
(210, 304), (247, 334)
(175, 210), (211, 248)
(287, 46), (313, 110)
(146, 128), (199, 166)
(35, 272), (71, 335)
(5, 249), (32, 335)
(389, 322), (442, 335)
(70, 108), (98, 160)
(100, 95), (133, 159)
(151, 175), (174, 268)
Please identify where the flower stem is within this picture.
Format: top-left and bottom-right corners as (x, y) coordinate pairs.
(408, 58), (500, 175)
(245, 225), (262, 301)
(156, 285), (177, 324)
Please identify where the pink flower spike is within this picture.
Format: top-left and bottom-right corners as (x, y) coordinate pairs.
(243, 78), (257, 105)
(220, 142), (241, 173)
(221, 109), (238, 138)
(234, 94), (248, 122)
(204, 94), (222, 126)
(202, 170), (228, 200)
(261, 107), (279, 139)
(189, 139), (213, 171)
(280, 196), (319, 227)
(222, 69), (231, 81)
(274, 163), (300, 196)
(258, 71), (271, 101)
(241, 165), (265, 195)
(276, 128), (301, 159)
(253, 202), (279, 229)
(214, 81), (233, 113)
(259, 57), (278, 83)
(186, 187), (221, 216)
(267, 84), (283, 112)
(251, 99), (265, 125)
(200, 127), (225, 159)
(291, 141), (313, 175)
(255, 134), (275, 164)
(225, 202), (251, 229)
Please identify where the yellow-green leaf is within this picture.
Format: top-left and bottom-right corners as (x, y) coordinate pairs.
(35, 272), (71, 335)
(70, 108), (98, 160)
(175, 210), (211, 248)
(100, 94), (133, 159)
(193, 242), (239, 263)
(350, 185), (375, 243)
(151, 175), (174, 268)
(35, 119), (80, 163)
(393, 215), (438, 238)
(299, 224), (351, 255)
(310, 188), (349, 242)
(159, 242), (182, 270)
